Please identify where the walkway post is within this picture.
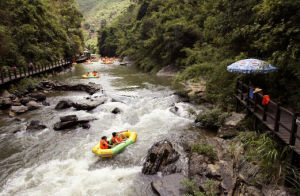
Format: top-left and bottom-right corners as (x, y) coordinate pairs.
(289, 113), (299, 146)
(274, 103), (281, 132)
(263, 105), (268, 121)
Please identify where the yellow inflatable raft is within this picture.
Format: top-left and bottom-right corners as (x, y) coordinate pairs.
(82, 73), (99, 79)
(92, 130), (137, 158)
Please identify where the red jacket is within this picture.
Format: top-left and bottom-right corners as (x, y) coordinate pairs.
(262, 95), (270, 105)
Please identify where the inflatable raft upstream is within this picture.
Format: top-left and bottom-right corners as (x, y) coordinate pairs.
(92, 131), (137, 157)
(82, 73), (99, 79)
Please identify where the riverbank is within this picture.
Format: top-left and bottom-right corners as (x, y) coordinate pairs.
(137, 66), (299, 195)
(141, 106), (298, 195)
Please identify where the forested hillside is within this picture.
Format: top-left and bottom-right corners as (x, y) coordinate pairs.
(76, 0), (131, 53)
(0, 0), (83, 70)
(98, 0), (300, 110)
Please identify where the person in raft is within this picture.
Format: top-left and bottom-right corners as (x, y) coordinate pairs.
(86, 72), (90, 76)
(111, 132), (127, 145)
(92, 71), (97, 76)
(100, 136), (112, 149)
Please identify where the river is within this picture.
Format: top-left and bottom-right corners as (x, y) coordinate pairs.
(0, 61), (197, 196)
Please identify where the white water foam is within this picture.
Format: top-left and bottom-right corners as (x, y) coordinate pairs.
(0, 158), (141, 196)
(0, 63), (196, 196)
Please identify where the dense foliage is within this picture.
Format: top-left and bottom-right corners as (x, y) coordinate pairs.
(0, 0), (84, 69)
(98, 0), (300, 109)
(76, 0), (131, 53)
(236, 132), (300, 188)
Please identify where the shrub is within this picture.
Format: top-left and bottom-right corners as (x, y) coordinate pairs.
(9, 77), (41, 94)
(175, 63), (212, 82)
(181, 178), (205, 196)
(238, 132), (292, 184)
(191, 143), (217, 162)
(202, 179), (219, 196)
(188, 109), (197, 116)
(195, 107), (229, 130)
(181, 178), (219, 196)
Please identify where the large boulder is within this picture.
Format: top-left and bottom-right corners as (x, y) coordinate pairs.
(120, 56), (133, 66)
(151, 174), (185, 196)
(111, 107), (121, 114)
(11, 105), (28, 114)
(156, 65), (178, 77)
(55, 99), (73, 110)
(217, 112), (245, 139)
(77, 116), (97, 124)
(142, 140), (180, 175)
(60, 115), (78, 122)
(26, 120), (47, 131)
(81, 123), (91, 129)
(40, 80), (101, 95)
(28, 93), (46, 102)
(26, 101), (41, 110)
(20, 97), (36, 105)
(54, 121), (78, 130)
(42, 101), (50, 106)
(72, 98), (106, 111)
(1, 90), (11, 98)
(0, 97), (12, 109)
(53, 115), (96, 131)
(224, 112), (246, 127)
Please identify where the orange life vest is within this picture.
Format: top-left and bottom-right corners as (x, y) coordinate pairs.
(262, 95), (270, 105)
(112, 136), (122, 144)
(100, 139), (108, 149)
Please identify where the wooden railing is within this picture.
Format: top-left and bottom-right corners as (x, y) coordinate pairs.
(235, 80), (300, 154)
(0, 55), (88, 86)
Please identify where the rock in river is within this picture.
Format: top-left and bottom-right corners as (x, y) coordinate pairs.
(60, 115), (78, 122)
(54, 120), (79, 130)
(26, 120), (47, 131)
(11, 105), (28, 114)
(53, 115), (96, 131)
(26, 101), (41, 110)
(55, 99), (74, 110)
(72, 98), (106, 111)
(20, 97), (36, 105)
(142, 140), (180, 175)
(0, 97), (12, 109)
(111, 107), (121, 114)
(40, 80), (101, 95)
(28, 93), (46, 102)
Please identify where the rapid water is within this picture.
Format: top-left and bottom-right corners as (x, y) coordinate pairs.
(0, 62), (197, 196)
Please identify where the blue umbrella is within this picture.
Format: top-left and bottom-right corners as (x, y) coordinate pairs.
(227, 59), (277, 74)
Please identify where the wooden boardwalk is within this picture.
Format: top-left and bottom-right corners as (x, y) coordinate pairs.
(0, 56), (88, 86)
(235, 81), (300, 155)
